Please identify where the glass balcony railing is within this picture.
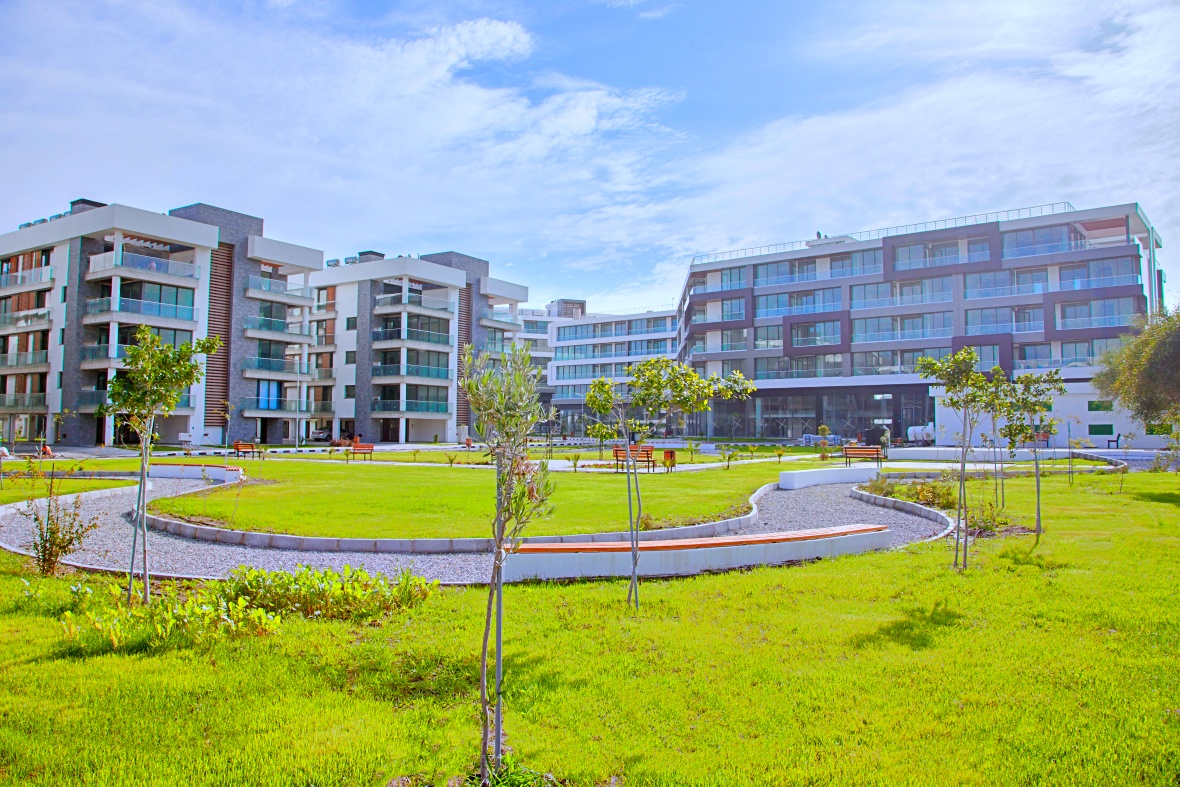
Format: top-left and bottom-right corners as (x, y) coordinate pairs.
(481, 310), (523, 325)
(1001, 239), (1093, 259)
(372, 328), (401, 342)
(86, 298), (198, 322)
(78, 389), (109, 407)
(753, 340), (784, 350)
(1058, 314), (1135, 330)
(754, 367), (842, 380)
(246, 276), (312, 299)
(89, 252), (198, 279)
(0, 308), (52, 328)
(406, 364), (451, 379)
(244, 316), (310, 335)
(1014, 356), (1094, 370)
(374, 292), (454, 312)
(311, 301), (336, 313)
(240, 398), (308, 413)
(80, 344), (133, 362)
(310, 333), (334, 346)
(308, 401), (334, 413)
(964, 275), (1142, 300)
(964, 283), (1049, 300)
(757, 302), (842, 318)
(308, 367), (334, 381)
(404, 400), (449, 413)
(851, 327), (954, 343)
(894, 254), (960, 271)
(241, 357), (307, 374)
(851, 292), (953, 310)
(371, 364), (400, 378)
(407, 328), (452, 345)
(1058, 275), (1141, 291)
(372, 399), (403, 412)
(852, 365), (920, 376)
(791, 336), (842, 347)
(0, 393), (47, 409)
(0, 267), (52, 290)
(0, 350), (48, 368)
(965, 321), (1045, 336)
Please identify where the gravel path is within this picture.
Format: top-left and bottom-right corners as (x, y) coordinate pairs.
(0, 480), (492, 584)
(0, 480), (938, 583)
(740, 484), (943, 547)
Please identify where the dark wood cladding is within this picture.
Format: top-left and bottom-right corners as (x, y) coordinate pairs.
(205, 242), (233, 424)
(456, 284), (472, 426)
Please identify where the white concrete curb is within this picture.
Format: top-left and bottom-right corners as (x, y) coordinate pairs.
(848, 488), (956, 544)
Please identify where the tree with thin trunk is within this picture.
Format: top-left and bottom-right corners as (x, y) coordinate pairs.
(981, 366), (1015, 509)
(100, 324), (219, 604)
(586, 420), (614, 460)
(1001, 371), (1065, 536)
(918, 348), (988, 569)
(459, 343), (554, 785)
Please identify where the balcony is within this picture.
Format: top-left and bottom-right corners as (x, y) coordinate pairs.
(851, 327), (954, 344)
(791, 336), (840, 348)
(852, 365), (920, 376)
(965, 321), (1045, 336)
(89, 251), (198, 280)
(308, 401), (334, 414)
(1001, 239), (1094, 259)
(0, 267), (53, 292)
(245, 275), (313, 305)
(244, 316), (313, 343)
(757, 302), (842, 318)
(241, 357), (307, 379)
(964, 283), (1050, 300)
(371, 399), (403, 413)
(374, 292), (454, 313)
(851, 292), (953, 311)
(0, 393), (47, 410)
(0, 308), (52, 331)
(1059, 275), (1142, 292)
(405, 400), (449, 414)
(372, 328), (402, 343)
(406, 364), (451, 380)
(0, 350), (49, 369)
(480, 310), (522, 329)
(310, 301), (336, 316)
(754, 368), (842, 380)
(1014, 356), (1094, 370)
(309, 334), (335, 347)
(85, 297), (198, 323)
(407, 328), (452, 345)
(754, 264), (884, 289)
(1057, 314), (1135, 331)
(77, 389), (110, 408)
(240, 398), (309, 415)
(308, 367), (335, 381)
(894, 254), (961, 271)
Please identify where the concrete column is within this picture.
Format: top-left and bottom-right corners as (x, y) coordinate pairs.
(110, 275), (121, 312)
(755, 396), (763, 437)
(108, 321), (119, 355)
(112, 231), (124, 269)
(103, 367), (116, 445)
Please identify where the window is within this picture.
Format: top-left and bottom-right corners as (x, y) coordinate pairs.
(830, 249), (883, 277)
(965, 270), (1012, 297)
(899, 347), (950, 371)
(1014, 306), (1044, 330)
(754, 261), (791, 286)
(1062, 341), (1091, 363)
(721, 359), (744, 376)
(1092, 337), (1124, 357)
(721, 298), (745, 321)
(1088, 400), (1114, 412)
(894, 243), (928, 270)
(59, 329), (64, 344)
(1016, 268), (1049, 291)
(721, 328), (746, 351)
(344, 385), (355, 399)
(57, 371), (61, 389)
(851, 282), (893, 308)
(851, 317), (894, 343)
(754, 325), (783, 349)
(929, 241), (959, 265)
(523, 320), (550, 333)
(1088, 424), (1114, 436)
(720, 267), (746, 290)
(974, 345), (1000, 370)
(967, 238), (990, 262)
(1001, 224), (1078, 258)
(1016, 344), (1051, 362)
(345, 350), (356, 364)
(61, 286), (68, 303)
(898, 311), (953, 337)
(966, 307), (1013, 333)
(755, 357), (791, 379)
(793, 321), (841, 346)
(346, 316), (357, 331)
(852, 350), (898, 375)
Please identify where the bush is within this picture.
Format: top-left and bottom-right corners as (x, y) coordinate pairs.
(57, 565), (437, 656)
(904, 478), (958, 510)
(863, 475), (897, 498)
(965, 500), (1017, 535)
(19, 462), (100, 575)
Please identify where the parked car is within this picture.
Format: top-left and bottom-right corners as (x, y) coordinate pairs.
(310, 428), (332, 442)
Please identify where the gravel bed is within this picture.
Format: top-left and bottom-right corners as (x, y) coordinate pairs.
(739, 483), (942, 547)
(0, 480), (492, 584)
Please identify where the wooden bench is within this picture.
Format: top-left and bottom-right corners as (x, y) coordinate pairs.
(232, 441), (260, 459)
(613, 445), (656, 473)
(516, 523), (889, 554)
(842, 445), (882, 467)
(1107, 434), (1122, 449)
(348, 443), (375, 461)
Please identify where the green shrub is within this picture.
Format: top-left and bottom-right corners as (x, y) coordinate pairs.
(904, 478), (958, 510)
(863, 475), (897, 498)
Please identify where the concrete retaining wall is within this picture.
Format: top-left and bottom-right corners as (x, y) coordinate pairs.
(501, 529), (893, 582)
(849, 488), (955, 543)
(148, 464), (242, 483)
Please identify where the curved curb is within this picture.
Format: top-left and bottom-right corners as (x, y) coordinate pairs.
(848, 488), (955, 545)
(143, 480), (780, 555)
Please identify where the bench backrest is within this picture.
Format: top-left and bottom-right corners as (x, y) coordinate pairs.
(843, 446), (880, 455)
(234, 441), (255, 449)
(352, 443), (375, 452)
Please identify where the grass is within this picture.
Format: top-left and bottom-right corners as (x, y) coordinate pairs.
(148, 460), (808, 539)
(0, 475), (133, 506)
(0, 471), (1178, 784)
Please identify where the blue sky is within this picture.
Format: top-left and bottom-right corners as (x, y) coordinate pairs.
(1, 0), (1176, 310)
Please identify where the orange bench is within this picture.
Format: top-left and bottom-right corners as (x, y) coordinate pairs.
(516, 524), (888, 554)
(232, 441), (260, 458)
(348, 443), (375, 461)
(613, 445), (656, 473)
(842, 445), (882, 467)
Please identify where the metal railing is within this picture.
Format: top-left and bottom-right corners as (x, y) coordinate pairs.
(965, 321), (1045, 336)
(692, 203), (1076, 264)
(87, 297), (198, 322)
(246, 276), (312, 299)
(0, 350), (48, 368)
(0, 308), (52, 328)
(0, 393), (47, 408)
(0, 267), (52, 290)
(374, 292), (454, 312)
(1058, 314), (1135, 330)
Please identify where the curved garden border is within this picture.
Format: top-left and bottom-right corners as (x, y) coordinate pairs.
(848, 487), (956, 544)
(143, 481), (781, 554)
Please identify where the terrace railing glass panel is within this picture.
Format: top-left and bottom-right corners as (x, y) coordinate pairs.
(0, 267), (53, 290)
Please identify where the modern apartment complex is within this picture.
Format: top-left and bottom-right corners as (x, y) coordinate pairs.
(0, 198), (1164, 448)
(677, 202), (1164, 443)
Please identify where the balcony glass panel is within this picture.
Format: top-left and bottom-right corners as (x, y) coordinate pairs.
(247, 276), (311, 298)
(0, 267), (53, 290)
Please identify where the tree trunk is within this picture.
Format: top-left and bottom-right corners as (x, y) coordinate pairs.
(1032, 426), (1043, 535)
(630, 442), (643, 610)
(478, 558), (497, 785)
(956, 405), (969, 569)
(623, 438), (638, 609)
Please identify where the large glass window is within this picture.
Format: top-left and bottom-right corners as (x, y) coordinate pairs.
(851, 317), (894, 342)
(967, 238), (990, 262)
(851, 282), (893, 309)
(720, 267), (746, 290)
(754, 357), (791, 379)
(852, 350), (898, 375)
(966, 307), (1013, 333)
(721, 328), (746, 351)
(830, 249), (883, 277)
(929, 241), (959, 265)
(755, 293), (788, 318)
(965, 270), (1012, 298)
(894, 244), (928, 270)
(721, 298), (745, 320)
(1001, 224), (1079, 258)
(754, 325), (783, 349)
(792, 321), (841, 346)
(1016, 268), (1049, 291)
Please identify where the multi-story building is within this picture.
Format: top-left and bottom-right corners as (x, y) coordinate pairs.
(678, 202), (1165, 444)
(302, 251), (528, 443)
(548, 305), (679, 434)
(0, 199), (323, 448)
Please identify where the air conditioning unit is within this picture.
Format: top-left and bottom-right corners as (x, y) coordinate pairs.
(49, 214), (64, 221)
(32, 218), (47, 225)
(344, 256), (359, 265)
(18, 223), (32, 230)
(325, 258), (341, 267)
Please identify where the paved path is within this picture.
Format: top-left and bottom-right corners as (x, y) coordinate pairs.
(0, 479), (940, 584)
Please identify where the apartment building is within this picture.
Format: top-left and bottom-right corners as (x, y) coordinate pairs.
(300, 251), (528, 444)
(678, 202), (1164, 444)
(548, 305), (679, 434)
(0, 199), (323, 448)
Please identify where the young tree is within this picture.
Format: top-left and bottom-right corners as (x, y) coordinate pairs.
(459, 343), (554, 784)
(1094, 308), (1180, 427)
(981, 367), (1015, 508)
(1001, 371), (1066, 536)
(917, 347), (988, 569)
(100, 325), (220, 603)
(586, 420), (615, 460)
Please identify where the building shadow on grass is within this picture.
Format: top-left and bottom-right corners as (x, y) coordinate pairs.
(850, 601), (963, 651)
(1128, 490), (1180, 510)
(997, 542), (1069, 571)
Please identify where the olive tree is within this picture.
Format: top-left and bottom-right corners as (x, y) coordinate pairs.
(459, 343), (554, 784)
(100, 324), (220, 603)
(917, 347), (987, 569)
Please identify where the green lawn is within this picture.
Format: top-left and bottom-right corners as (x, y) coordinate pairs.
(1, 472), (1177, 784)
(0, 476), (133, 506)
(148, 460), (808, 538)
